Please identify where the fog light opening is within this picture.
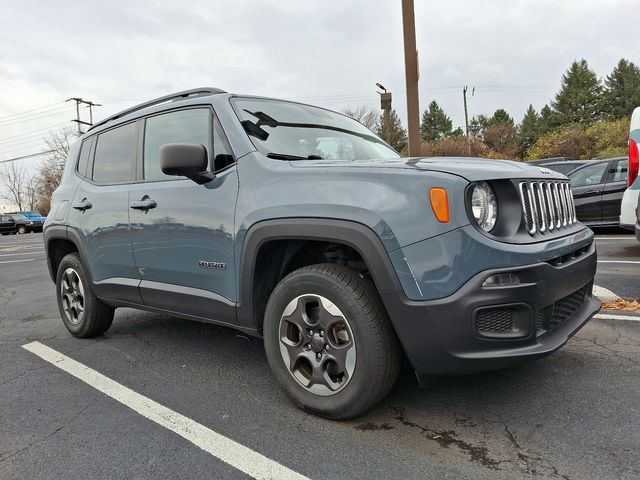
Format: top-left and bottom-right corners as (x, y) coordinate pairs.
(482, 273), (520, 288)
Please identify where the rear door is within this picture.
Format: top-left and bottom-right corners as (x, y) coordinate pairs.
(569, 161), (609, 224)
(0, 215), (15, 234)
(601, 159), (628, 223)
(128, 107), (238, 324)
(66, 123), (142, 303)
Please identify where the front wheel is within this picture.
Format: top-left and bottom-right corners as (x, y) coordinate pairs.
(263, 264), (401, 420)
(56, 253), (114, 337)
(16, 225), (27, 234)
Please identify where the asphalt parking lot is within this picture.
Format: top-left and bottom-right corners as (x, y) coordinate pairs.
(1, 232), (639, 480)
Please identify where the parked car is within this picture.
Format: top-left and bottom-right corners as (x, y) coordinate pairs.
(10, 211), (46, 232)
(527, 158), (589, 175)
(620, 107), (640, 235)
(44, 88), (600, 419)
(8, 213), (35, 234)
(0, 215), (17, 235)
(568, 157), (628, 227)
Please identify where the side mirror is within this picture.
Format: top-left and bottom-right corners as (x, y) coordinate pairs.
(160, 143), (215, 184)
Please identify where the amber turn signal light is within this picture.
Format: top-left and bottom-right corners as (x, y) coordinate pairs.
(429, 187), (449, 223)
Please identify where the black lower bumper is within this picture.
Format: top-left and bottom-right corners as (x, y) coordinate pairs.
(381, 242), (600, 382)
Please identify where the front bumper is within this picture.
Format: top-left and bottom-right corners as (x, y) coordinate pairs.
(381, 241), (600, 381)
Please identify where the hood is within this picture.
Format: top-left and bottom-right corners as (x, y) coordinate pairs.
(289, 156), (568, 182)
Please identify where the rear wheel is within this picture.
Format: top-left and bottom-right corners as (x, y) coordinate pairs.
(263, 264), (400, 420)
(56, 253), (114, 337)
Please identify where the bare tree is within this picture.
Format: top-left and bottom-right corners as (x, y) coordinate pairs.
(36, 126), (79, 212)
(25, 176), (39, 211)
(0, 161), (28, 211)
(342, 105), (379, 131)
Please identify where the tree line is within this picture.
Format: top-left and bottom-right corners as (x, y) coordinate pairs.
(347, 58), (640, 160)
(0, 127), (76, 215)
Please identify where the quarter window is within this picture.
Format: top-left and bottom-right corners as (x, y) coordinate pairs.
(76, 137), (93, 178)
(143, 109), (210, 181)
(92, 123), (137, 184)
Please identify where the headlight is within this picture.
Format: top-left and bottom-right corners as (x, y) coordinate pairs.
(471, 181), (498, 232)
(28, 221), (33, 225)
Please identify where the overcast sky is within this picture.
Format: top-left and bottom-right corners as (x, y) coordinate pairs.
(0, 0), (637, 194)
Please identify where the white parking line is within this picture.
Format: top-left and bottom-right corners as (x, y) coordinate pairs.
(595, 313), (640, 322)
(593, 285), (621, 302)
(597, 260), (640, 265)
(594, 236), (637, 240)
(22, 341), (310, 480)
(0, 259), (37, 264)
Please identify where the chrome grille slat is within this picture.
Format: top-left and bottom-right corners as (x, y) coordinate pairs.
(518, 180), (576, 237)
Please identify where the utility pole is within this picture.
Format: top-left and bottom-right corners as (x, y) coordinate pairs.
(401, 0), (420, 157)
(462, 86), (474, 155)
(66, 97), (101, 134)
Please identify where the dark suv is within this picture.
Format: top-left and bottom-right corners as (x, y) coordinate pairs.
(44, 88), (600, 419)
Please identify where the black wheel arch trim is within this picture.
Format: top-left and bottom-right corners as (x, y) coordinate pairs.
(44, 225), (94, 286)
(236, 218), (403, 331)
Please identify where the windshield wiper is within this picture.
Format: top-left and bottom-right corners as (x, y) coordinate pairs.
(266, 153), (323, 160)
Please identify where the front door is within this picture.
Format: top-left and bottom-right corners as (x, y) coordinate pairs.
(128, 107), (238, 324)
(570, 161), (609, 224)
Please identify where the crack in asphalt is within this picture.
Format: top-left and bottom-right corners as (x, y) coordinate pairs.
(574, 337), (640, 367)
(0, 365), (46, 387)
(0, 402), (94, 463)
(503, 424), (570, 480)
(388, 407), (574, 479)
(390, 406), (501, 470)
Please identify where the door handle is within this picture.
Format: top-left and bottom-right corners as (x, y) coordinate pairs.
(584, 189), (599, 195)
(130, 198), (157, 211)
(72, 200), (92, 212)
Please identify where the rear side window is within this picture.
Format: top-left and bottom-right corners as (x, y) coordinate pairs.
(92, 123), (137, 184)
(76, 138), (93, 178)
(610, 160), (628, 183)
(143, 109), (210, 181)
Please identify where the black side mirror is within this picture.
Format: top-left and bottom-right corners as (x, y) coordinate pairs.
(160, 143), (215, 184)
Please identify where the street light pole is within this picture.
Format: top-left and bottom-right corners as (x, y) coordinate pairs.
(401, 0), (420, 157)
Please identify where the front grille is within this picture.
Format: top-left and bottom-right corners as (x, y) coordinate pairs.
(476, 308), (514, 333)
(518, 181), (577, 236)
(537, 284), (588, 336)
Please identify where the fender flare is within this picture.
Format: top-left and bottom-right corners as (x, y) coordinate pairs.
(236, 218), (403, 330)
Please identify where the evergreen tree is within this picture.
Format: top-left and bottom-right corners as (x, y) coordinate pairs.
(469, 114), (489, 137)
(551, 59), (602, 125)
(602, 58), (640, 119)
(487, 108), (514, 127)
(539, 104), (555, 134)
(450, 127), (464, 137)
(518, 104), (541, 157)
(420, 101), (453, 141)
(376, 109), (407, 153)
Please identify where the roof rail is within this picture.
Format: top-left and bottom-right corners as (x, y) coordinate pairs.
(89, 87), (226, 131)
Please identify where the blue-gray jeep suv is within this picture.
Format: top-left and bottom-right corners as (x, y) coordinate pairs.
(44, 88), (600, 419)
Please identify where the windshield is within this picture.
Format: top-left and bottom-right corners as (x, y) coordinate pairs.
(231, 97), (400, 161)
(26, 211), (42, 217)
(12, 214), (29, 221)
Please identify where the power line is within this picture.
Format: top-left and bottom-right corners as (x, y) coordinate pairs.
(0, 121), (71, 143)
(0, 106), (73, 127)
(0, 101), (66, 121)
(0, 150), (54, 164)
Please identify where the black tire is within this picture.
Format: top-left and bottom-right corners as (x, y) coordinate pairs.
(263, 264), (401, 420)
(56, 253), (114, 338)
(16, 225), (27, 234)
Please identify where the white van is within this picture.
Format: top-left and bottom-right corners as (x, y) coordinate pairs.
(620, 107), (640, 234)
